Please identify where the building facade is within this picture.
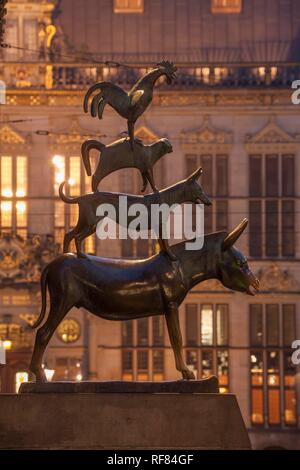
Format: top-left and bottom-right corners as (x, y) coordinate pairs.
(0, 0), (299, 449)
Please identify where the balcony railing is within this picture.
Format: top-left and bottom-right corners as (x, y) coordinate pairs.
(0, 62), (300, 90)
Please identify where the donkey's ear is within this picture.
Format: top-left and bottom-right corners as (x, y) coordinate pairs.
(222, 218), (248, 251)
(187, 166), (203, 181)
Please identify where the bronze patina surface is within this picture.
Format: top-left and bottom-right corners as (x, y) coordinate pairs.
(59, 167), (211, 258)
(30, 219), (259, 382)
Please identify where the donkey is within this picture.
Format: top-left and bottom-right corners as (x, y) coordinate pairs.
(30, 218), (259, 382)
(60, 167), (211, 260)
(81, 136), (172, 193)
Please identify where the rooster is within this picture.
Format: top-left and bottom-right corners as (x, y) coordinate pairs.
(83, 61), (177, 149)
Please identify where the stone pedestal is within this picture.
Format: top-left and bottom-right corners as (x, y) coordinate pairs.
(0, 380), (251, 450)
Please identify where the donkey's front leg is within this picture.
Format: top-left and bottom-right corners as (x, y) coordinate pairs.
(165, 302), (195, 380)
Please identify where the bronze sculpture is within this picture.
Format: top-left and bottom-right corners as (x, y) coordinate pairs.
(81, 136), (172, 193)
(30, 219), (259, 382)
(59, 167), (211, 258)
(83, 61), (177, 149)
(28, 62), (259, 384)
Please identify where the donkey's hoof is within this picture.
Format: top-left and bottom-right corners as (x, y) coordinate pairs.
(182, 369), (195, 380)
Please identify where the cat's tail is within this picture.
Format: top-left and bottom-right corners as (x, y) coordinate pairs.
(81, 139), (105, 176)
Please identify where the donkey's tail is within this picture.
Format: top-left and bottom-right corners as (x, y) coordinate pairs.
(31, 265), (49, 329)
(58, 182), (78, 204)
(81, 139), (105, 176)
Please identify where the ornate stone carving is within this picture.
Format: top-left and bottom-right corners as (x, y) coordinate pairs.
(257, 264), (299, 293)
(135, 125), (158, 143)
(245, 117), (298, 152)
(0, 233), (60, 288)
(0, 125), (25, 144)
(180, 115), (233, 153)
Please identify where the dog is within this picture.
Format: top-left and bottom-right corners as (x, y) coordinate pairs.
(59, 167), (211, 259)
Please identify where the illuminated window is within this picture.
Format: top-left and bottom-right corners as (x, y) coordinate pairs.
(54, 357), (82, 381)
(249, 304), (297, 427)
(121, 316), (165, 381)
(186, 154), (228, 232)
(15, 372), (29, 393)
(211, 0), (242, 14)
(114, 0), (144, 13)
(53, 154), (95, 253)
(249, 154), (295, 258)
(0, 155), (27, 237)
(185, 303), (229, 391)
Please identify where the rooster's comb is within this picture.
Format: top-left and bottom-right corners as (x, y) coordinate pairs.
(157, 60), (177, 73)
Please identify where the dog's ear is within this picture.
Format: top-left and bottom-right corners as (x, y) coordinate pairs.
(187, 167), (203, 182)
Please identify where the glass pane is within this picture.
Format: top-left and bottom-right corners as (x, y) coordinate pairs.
(1, 201), (12, 227)
(217, 349), (229, 391)
(251, 389), (264, 424)
(266, 304), (279, 346)
(265, 200), (278, 257)
(186, 350), (198, 377)
(250, 351), (263, 386)
(122, 321), (133, 346)
(137, 350), (148, 370)
(216, 304), (229, 345)
(200, 155), (213, 196)
(282, 200), (295, 257)
(4, 19), (19, 60)
(283, 305), (296, 346)
(249, 201), (262, 257)
(122, 350), (132, 371)
(23, 19), (37, 61)
(69, 156), (81, 196)
(266, 155), (279, 197)
(282, 155), (294, 197)
(268, 389), (280, 425)
(185, 155), (198, 178)
(284, 351), (296, 387)
(54, 201), (65, 227)
(216, 200), (228, 231)
(249, 155), (262, 197)
(153, 350), (164, 374)
(250, 304), (263, 346)
(16, 201), (27, 228)
(284, 389), (297, 425)
(53, 155), (65, 193)
(137, 318), (148, 346)
(201, 304), (213, 345)
(1, 156), (12, 197)
(16, 156), (27, 197)
(185, 304), (198, 346)
(69, 205), (79, 228)
(201, 350), (213, 377)
(152, 316), (164, 346)
(216, 155), (228, 196)
(85, 235), (95, 254)
(267, 350), (280, 387)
